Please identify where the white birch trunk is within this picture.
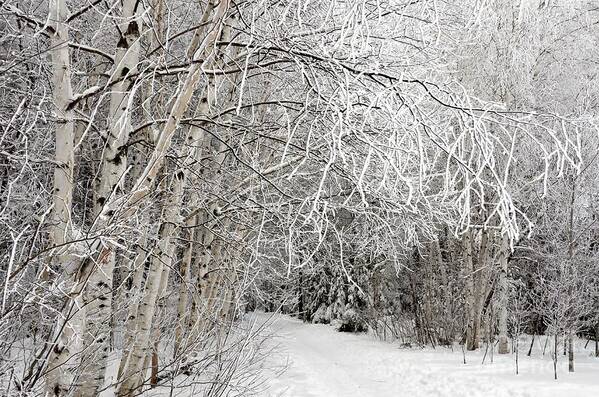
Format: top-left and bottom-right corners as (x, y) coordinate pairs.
(48, 2), (74, 254)
(189, 208), (210, 336)
(116, 232), (150, 380)
(77, 2), (143, 394)
(117, 175), (183, 395)
(45, 0), (79, 394)
(174, 215), (196, 356)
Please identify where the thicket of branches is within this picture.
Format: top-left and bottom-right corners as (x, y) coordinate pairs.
(267, 0), (599, 378)
(0, 0), (597, 395)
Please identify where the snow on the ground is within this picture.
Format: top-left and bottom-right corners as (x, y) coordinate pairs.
(252, 312), (599, 397)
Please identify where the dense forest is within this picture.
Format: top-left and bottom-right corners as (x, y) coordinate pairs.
(1, 0), (599, 396)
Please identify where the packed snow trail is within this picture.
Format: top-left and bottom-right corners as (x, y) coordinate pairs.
(254, 313), (599, 397)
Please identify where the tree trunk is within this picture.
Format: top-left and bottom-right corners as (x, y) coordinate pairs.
(78, 2), (143, 394)
(566, 175), (576, 372)
(568, 333), (574, 372)
(149, 348), (159, 387)
(432, 239), (450, 318)
(117, 234), (151, 380)
(174, 215), (196, 357)
(497, 232), (509, 354)
(462, 229), (477, 350)
(45, 0), (79, 394)
(471, 228), (491, 350)
(117, 190), (181, 395)
(515, 331), (519, 375)
(423, 248), (435, 344)
(203, 218), (232, 325)
(527, 334), (535, 357)
(553, 334), (558, 380)
(48, 0), (75, 261)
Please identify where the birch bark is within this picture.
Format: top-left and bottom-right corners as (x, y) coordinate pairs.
(174, 216), (197, 356)
(45, 0), (79, 394)
(77, 2), (143, 394)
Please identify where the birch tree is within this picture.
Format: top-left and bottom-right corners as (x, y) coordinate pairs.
(44, 1), (79, 394)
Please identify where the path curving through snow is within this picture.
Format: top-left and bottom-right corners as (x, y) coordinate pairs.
(253, 312), (599, 397)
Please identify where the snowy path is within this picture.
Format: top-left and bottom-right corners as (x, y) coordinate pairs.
(255, 313), (599, 397)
